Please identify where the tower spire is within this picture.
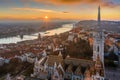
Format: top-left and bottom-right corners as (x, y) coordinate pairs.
(98, 5), (101, 28)
(93, 5), (104, 63)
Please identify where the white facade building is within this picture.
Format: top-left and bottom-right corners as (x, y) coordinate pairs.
(0, 57), (4, 66)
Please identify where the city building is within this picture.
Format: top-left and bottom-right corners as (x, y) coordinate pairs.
(0, 57), (4, 66)
(26, 53), (37, 63)
(31, 6), (105, 80)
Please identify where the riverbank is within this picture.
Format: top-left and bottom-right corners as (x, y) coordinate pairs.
(0, 24), (73, 44)
(0, 22), (72, 38)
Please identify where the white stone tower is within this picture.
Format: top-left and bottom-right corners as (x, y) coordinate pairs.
(93, 6), (104, 63)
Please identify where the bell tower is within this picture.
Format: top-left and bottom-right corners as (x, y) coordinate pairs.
(92, 6), (105, 80)
(93, 6), (104, 63)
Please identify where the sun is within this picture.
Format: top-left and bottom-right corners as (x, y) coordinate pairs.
(44, 16), (48, 19)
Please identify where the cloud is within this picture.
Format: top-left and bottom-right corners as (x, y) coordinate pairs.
(62, 11), (69, 13)
(12, 8), (58, 13)
(1, 0), (120, 8)
(30, 0), (101, 5)
(11, 7), (68, 14)
(102, 1), (120, 8)
(29, 0), (120, 8)
(52, 0), (100, 4)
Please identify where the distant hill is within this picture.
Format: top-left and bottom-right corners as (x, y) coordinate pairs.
(76, 20), (120, 32)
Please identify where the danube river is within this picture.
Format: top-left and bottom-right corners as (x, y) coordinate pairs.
(0, 24), (73, 44)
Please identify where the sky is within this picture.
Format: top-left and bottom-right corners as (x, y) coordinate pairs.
(0, 0), (120, 21)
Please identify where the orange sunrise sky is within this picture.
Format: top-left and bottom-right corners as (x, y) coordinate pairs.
(0, 0), (120, 21)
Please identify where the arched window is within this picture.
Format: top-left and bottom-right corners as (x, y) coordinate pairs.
(97, 46), (99, 52)
(68, 76), (70, 79)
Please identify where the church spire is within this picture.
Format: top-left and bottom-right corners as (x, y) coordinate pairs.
(98, 5), (101, 27)
(93, 6), (104, 63)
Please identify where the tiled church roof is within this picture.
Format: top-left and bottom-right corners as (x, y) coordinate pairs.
(64, 57), (94, 67)
(46, 55), (63, 66)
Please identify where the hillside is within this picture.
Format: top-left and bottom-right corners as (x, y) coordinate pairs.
(76, 20), (120, 32)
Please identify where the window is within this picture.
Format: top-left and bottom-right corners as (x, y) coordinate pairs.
(97, 46), (99, 52)
(55, 76), (58, 78)
(96, 78), (100, 80)
(68, 76), (70, 78)
(76, 78), (79, 80)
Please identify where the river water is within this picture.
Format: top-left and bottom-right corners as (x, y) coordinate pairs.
(0, 24), (73, 44)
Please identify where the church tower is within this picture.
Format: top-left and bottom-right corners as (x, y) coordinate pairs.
(92, 6), (105, 80)
(93, 6), (104, 63)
